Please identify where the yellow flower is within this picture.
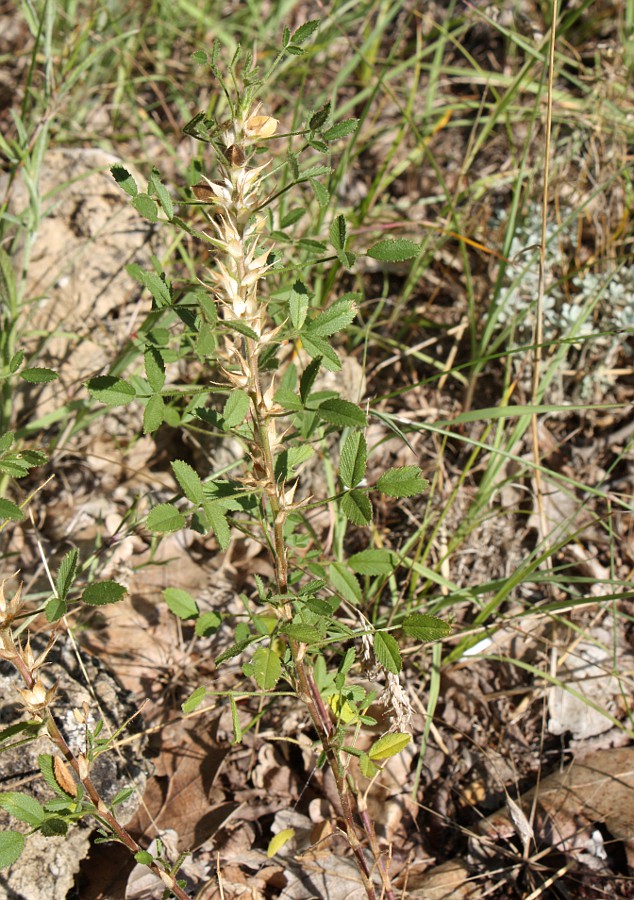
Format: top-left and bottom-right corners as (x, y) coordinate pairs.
(244, 115), (279, 141)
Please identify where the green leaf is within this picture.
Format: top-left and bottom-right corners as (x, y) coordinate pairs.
(310, 178), (330, 208)
(45, 597), (67, 622)
(222, 390), (250, 430)
(0, 432), (13, 453)
(282, 624), (322, 644)
(367, 239), (420, 262)
(86, 376), (136, 408)
(329, 562), (361, 604)
(245, 646), (282, 690)
(143, 394), (164, 434)
(134, 850), (154, 865)
(182, 685), (207, 714)
(279, 208), (305, 229)
(146, 503), (186, 534)
(368, 732), (410, 760)
(56, 548), (78, 600)
(81, 580), (127, 606)
(172, 459), (203, 504)
(9, 351), (24, 374)
(144, 347), (165, 392)
(111, 164), (138, 197)
(0, 792), (45, 827)
(340, 432), (367, 488)
(195, 611), (222, 637)
(230, 694), (242, 744)
(40, 818), (68, 837)
(148, 168), (174, 220)
(341, 490), (372, 526)
(322, 119), (359, 141)
(376, 466), (429, 498)
(273, 387), (304, 411)
(163, 588), (199, 620)
(291, 20), (320, 43)
(38, 754), (66, 797)
(0, 831), (25, 870)
(299, 333), (341, 371)
(20, 367), (58, 384)
(305, 295), (358, 338)
(373, 631), (402, 673)
(9, 350), (24, 375)
(0, 499), (24, 522)
(329, 214), (347, 251)
(289, 280), (310, 330)
(317, 398), (367, 428)
(223, 319), (259, 341)
(202, 500), (231, 550)
(359, 753), (380, 778)
(132, 193), (158, 222)
(127, 265), (171, 307)
(348, 549), (396, 576)
(299, 357), (321, 404)
(402, 613), (451, 642)
(308, 103), (330, 132)
(195, 291), (217, 324)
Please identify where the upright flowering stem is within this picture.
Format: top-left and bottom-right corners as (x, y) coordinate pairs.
(198, 105), (393, 900)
